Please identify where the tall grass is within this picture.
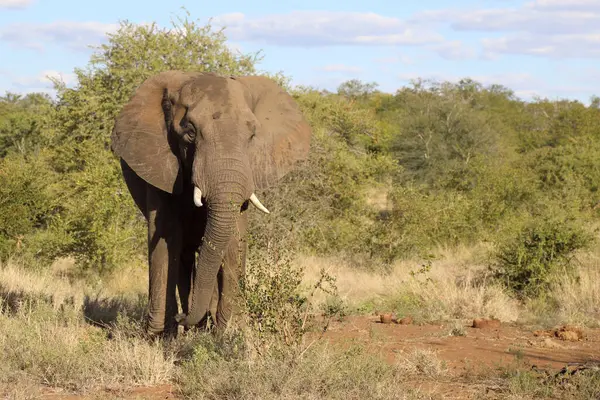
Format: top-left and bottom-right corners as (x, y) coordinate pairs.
(300, 245), (520, 323)
(3, 243), (600, 397)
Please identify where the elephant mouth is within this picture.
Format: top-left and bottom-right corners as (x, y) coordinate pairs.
(192, 186), (270, 214)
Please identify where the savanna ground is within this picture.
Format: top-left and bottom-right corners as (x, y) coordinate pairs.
(3, 11), (600, 400)
(2, 244), (600, 400)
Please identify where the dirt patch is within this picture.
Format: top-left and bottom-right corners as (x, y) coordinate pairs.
(39, 384), (177, 400)
(15, 317), (600, 399)
(316, 316), (600, 373)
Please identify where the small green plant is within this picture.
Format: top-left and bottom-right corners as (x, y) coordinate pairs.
(321, 295), (348, 321)
(397, 348), (448, 377)
(508, 346), (525, 362)
(505, 369), (554, 398)
(242, 234), (340, 349)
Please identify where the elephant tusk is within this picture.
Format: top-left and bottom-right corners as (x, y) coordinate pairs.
(193, 186), (203, 207)
(249, 193), (270, 214)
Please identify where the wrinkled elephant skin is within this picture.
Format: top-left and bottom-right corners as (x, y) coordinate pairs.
(111, 71), (312, 336)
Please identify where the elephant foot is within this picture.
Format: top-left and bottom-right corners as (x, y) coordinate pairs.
(145, 316), (179, 340)
(145, 327), (178, 341)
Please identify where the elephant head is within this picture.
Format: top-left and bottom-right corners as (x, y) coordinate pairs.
(111, 70), (311, 327)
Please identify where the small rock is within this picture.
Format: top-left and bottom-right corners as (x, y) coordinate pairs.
(379, 313), (393, 324)
(541, 338), (563, 349)
(472, 318), (501, 329)
(555, 325), (585, 341)
(533, 325), (585, 341)
(533, 329), (553, 337)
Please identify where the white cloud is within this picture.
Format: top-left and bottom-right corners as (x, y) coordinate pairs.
(450, 9), (599, 35)
(412, 2), (600, 59)
(530, 0), (600, 12)
(482, 33), (600, 58)
(374, 55), (415, 65)
(10, 70), (77, 92)
(213, 11), (443, 46)
(0, 0), (33, 9)
(0, 21), (118, 51)
(433, 40), (476, 60)
(317, 64), (363, 73)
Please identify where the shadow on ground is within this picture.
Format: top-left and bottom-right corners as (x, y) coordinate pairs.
(0, 282), (148, 327)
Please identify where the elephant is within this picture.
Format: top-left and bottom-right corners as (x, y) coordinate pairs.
(110, 70), (312, 336)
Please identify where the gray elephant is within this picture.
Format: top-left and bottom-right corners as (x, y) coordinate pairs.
(110, 71), (311, 336)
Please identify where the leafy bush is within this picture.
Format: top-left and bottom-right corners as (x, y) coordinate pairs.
(0, 153), (65, 264)
(242, 223), (342, 349)
(250, 88), (399, 265)
(0, 92), (52, 158)
(492, 217), (593, 298)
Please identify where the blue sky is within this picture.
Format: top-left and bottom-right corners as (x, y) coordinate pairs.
(1, 0), (599, 103)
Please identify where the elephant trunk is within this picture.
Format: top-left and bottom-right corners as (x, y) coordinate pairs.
(180, 164), (248, 327)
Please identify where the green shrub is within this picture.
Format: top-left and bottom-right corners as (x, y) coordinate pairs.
(0, 152), (64, 264)
(0, 92), (52, 158)
(243, 236), (308, 346)
(60, 148), (145, 274)
(492, 217), (593, 298)
(251, 89), (399, 265)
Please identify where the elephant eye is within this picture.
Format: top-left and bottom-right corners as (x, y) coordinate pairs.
(184, 130), (196, 144)
(180, 112), (198, 144)
(247, 120), (257, 141)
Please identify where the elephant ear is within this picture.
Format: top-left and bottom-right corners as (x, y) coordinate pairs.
(111, 71), (201, 194)
(234, 76), (312, 190)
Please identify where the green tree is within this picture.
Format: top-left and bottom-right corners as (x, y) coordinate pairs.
(388, 79), (509, 187)
(1, 12), (265, 272)
(0, 92), (53, 157)
(337, 79), (379, 99)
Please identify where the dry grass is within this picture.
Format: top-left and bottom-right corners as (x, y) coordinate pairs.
(396, 348), (448, 378)
(0, 260), (175, 394)
(0, 306), (176, 390)
(301, 244), (600, 327)
(178, 340), (436, 400)
(0, 258), (147, 310)
(299, 244), (520, 323)
(0, 259), (444, 398)
(546, 251), (600, 327)
(3, 244), (600, 398)
(0, 259), (85, 312)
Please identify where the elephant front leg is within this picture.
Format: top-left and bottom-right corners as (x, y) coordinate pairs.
(146, 188), (181, 336)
